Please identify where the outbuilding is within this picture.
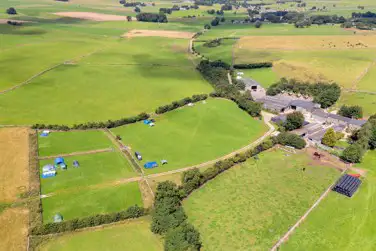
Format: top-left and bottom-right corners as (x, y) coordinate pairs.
(332, 174), (362, 197)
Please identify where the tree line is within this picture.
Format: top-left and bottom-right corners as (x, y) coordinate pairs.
(233, 62), (272, 69)
(196, 60), (262, 117)
(266, 78), (341, 108)
(31, 205), (144, 235)
(136, 13), (168, 23)
(155, 94), (208, 114)
(341, 115), (376, 163)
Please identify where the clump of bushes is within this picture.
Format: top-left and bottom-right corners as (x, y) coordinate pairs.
(283, 111), (304, 131)
(155, 94), (208, 114)
(6, 7), (17, 15)
(338, 105), (363, 119)
(266, 78), (341, 108)
(203, 38), (222, 48)
(275, 132), (306, 149)
(32, 113), (149, 130)
(31, 205), (144, 235)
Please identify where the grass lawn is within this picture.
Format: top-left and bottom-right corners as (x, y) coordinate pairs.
(42, 182), (142, 222)
(338, 92), (376, 117)
(239, 68), (279, 88)
(38, 130), (113, 157)
(111, 98), (268, 174)
(184, 149), (340, 251)
(281, 151), (376, 251)
(0, 64), (212, 125)
(39, 151), (137, 194)
(38, 217), (162, 251)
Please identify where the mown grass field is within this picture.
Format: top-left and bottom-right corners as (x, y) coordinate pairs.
(184, 149), (340, 251)
(38, 130), (113, 157)
(194, 39), (237, 64)
(338, 92), (376, 117)
(282, 151), (376, 251)
(42, 181), (142, 222)
(357, 64), (376, 91)
(38, 217), (163, 251)
(238, 68), (279, 88)
(112, 98), (268, 174)
(39, 151), (137, 194)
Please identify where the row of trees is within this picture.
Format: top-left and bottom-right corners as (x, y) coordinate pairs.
(155, 94), (208, 114)
(233, 62), (272, 69)
(136, 13), (168, 23)
(341, 115), (376, 163)
(32, 205), (144, 235)
(196, 60), (262, 117)
(32, 113), (149, 130)
(266, 78), (341, 108)
(151, 182), (201, 251)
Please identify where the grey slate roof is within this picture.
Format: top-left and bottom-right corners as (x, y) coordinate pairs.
(290, 100), (317, 112)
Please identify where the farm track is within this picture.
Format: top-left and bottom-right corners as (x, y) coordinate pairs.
(343, 89), (376, 95)
(271, 167), (348, 250)
(351, 59), (376, 90)
(38, 148), (113, 160)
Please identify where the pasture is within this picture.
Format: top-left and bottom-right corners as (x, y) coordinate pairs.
(38, 217), (163, 251)
(39, 151), (137, 194)
(112, 98), (268, 174)
(338, 92), (376, 117)
(282, 151), (376, 251)
(42, 181), (142, 222)
(0, 127), (30, 202)
(238, 68), (279, 88)
(38, 130), (113, 157)
(184, 149), (340, 250)
(193, 39), (237, 64)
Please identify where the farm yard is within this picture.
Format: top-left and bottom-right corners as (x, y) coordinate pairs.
(112, 98), (268, 174)
(1, 0), (376, 250)
(184, 149), (341, 251)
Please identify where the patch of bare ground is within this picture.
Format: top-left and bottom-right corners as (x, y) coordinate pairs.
(345, 28), (376, 35)
(0, 128), (30, 202)
(0, 19), (32, 24)
(147, 173), (182, 193)
(124, 29), (194, 39)
(53, 12), (130, 21)
(0, 207), (29, 251)
(138, 180), (154, 208)
(305, 147), (347, 172)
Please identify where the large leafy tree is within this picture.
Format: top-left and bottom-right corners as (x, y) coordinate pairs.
(322, 128), (337, 147)
(284, 111), (304, 131)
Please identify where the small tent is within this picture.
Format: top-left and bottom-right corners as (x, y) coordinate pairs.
(55, 157), (65, 165)
(135, 152), (142, 160)
(42, 170), (56, 178)
(144, 119), (151, 125)
(53, 213), (63, 223)
(73, 160), (79, 168)
(144, 161), (158, 169)
(161, 160), (168, 165)
(42, 164), (55, 173)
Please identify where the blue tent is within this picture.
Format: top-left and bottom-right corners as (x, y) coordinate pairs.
(55, 157), (65, 165)
(144, 161), (158, 169)
(143, 120), (151, 125)
(73, 160), (80, 167)
(40, 133), (49, 137)
(42, 171), (56, 178)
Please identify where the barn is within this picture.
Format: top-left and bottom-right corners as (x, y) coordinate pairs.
(332, 174), (362, 197)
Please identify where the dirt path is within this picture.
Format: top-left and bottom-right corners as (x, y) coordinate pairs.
(38, 148), (113, 160)
(270, 168), (347, 250)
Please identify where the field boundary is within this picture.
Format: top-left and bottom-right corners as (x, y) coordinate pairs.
(38, 148), (114, 160)
(270, 167), (347, 250)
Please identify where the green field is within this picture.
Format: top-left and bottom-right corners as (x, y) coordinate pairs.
(42, 182), (142, 222)
(357, 64), (376, 92)
(38, 130), (112, 157)
(184, 149), (340, 250)
(112, 98), (268, 174)
(194, 39), (237, 64)
(39, 151), (137, 194)
(38, 217), (162, 251)
(238, 68), (279, 88)
(282, 151), (376, 251)
(338, 92), (376, 117)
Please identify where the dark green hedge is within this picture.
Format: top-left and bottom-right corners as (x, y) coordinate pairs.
(233, 62), (272, 69)
(31, 205), (145, 236)
(155, 94), (208, 114)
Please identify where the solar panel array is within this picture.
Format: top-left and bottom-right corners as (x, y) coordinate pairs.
(332, 174), (362, 197)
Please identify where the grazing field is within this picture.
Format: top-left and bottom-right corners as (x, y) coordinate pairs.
(39, 151), (137, 194)
(124, 29), (194, 39)
(282, 151), (376, 251)
(0, 208), (29, 251)
(338, 92), (376, 117)
(0, 64), (212, 125)
(53, 12), (131, 21)
(42, 182), (142, 222)
(112, 98), (268, 174)
(0, 128), (29, 202)
(184, 149), (340, 251)
(238, 68), (279, 88)
(194, 39), (237, 64)
(38, 217), (163, 251)
(38, 130), (113, 157)
(357, 64), (376, 91)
